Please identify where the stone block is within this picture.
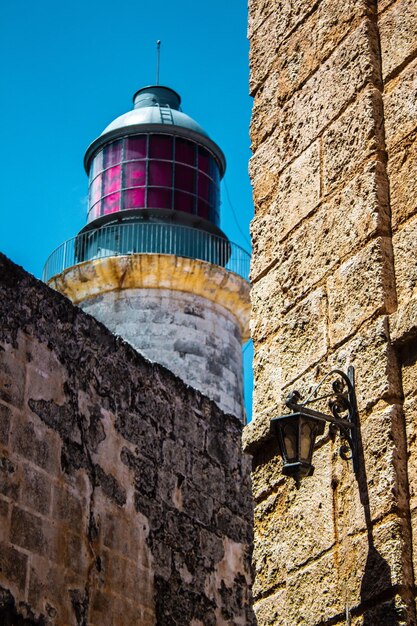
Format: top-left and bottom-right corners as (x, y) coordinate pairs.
(0, 454), (19, 500)
(393, 215), (417, 308)
(19, 463), (52, 516)
(389, 130), (417, 231)
(334, 405), (410, 535)
(384, 57), (417, 151)
(250, 141), (320, 279)
(101, 548), (153, 608)
(379, 0), (417, 82)
(251, 160), (391, 303)
(252, 444), (334, 600)
(323, 88), (385, 195)
(0, 543), (27, 595)
(249, 10), (278, 95)
(28, 555), (81, 625)
(316, 317), (401, 413)
(253, 588), (286, 626)
(0, 403), (11, 446)
(10, 413), (61, 475)
(0, 498), (8, 543)
(403, 395), (417, 511)
(327, 238), (396, 346)
(10, 506), (48, 556)
(52, 483), (84, 530)
(248, 0), (317, 40)
(0, 348), (25, 409)
(351, 595), (413, 625)
(272, 0), (367, 103)
(251, 22), (380, 157)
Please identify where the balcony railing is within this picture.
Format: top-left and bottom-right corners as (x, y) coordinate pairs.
(43, 222), (251, 283)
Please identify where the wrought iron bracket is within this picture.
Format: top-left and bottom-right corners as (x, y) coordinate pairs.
(285, 366), (359, 469)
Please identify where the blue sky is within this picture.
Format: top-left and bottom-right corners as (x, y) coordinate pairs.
(0, 0), (254, 419)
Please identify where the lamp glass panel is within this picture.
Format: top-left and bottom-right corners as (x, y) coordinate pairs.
(149, 135), (172, 159)
(148, 188), (172, 209)
(282, 422), (298, 462)
(124, 188), (145, 209)
(104, 141), (122, 167)
(176, 138), (195, 166)
(174, 190), (195, 214)
(300, 420), (313, 462)
(103, 165), (121, 195)
(149, 161), (172, 186)
(91, 150), (103, 179)
(125, 136), (147, 160)
(102, 192), (120, 214)
(125, 161), (146, 188)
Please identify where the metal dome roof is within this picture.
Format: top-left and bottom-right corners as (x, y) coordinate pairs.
(84, 85), (225, 175)
(102, 106), (209, 137)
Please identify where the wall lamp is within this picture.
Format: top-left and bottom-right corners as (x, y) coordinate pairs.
(270, 366), (358, 485)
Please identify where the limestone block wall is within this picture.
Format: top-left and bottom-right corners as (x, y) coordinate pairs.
(0, 253), (256, 626)
(80, 288), (244, 420)
(246, 0), (417, 623)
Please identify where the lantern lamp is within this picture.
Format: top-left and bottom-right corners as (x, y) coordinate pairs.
(270, 367), (358, 484)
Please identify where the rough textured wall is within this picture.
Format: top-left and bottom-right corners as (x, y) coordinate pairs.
(0, 253), (255, 626)
(80, 288), (244, 420)
(246, 0), (417, 624)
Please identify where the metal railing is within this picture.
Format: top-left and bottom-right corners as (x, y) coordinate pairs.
(43, 222), (251, 283)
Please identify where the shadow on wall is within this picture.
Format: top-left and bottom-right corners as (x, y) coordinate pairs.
(354, 414), (399, 625)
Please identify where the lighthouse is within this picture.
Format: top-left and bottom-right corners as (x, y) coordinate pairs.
(43, 85), (250, 420)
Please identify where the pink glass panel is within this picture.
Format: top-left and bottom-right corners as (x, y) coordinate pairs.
(124, 188), (146, 209)
(90, 175), (102, 205)
(125, 161), (146, 188)
(149, 161), (172, 186)
(104, 141), (122, 167)
(197, 174), (210, 201)
(103, 165), (121, 195)
(91, 150), (103, 178)
(103, 192), (120, 214)
(175, 139), (195, 166)
(174, 191), (194, 214)
(88, 202), (101, 222)
(148, 188), (172, 209)
(175, 164), (195, 193)
(198, 147), (210, 174)
(125, 136), (147, 160)
(149, 135), (172, 159)
(197, 199), (210, 220)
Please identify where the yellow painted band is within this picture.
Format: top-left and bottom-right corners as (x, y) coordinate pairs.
(47, 254), (251, 342)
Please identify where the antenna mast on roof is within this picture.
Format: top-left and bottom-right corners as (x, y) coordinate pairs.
(156, 40), (161, 85)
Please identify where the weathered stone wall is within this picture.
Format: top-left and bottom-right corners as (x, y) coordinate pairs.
(80, 288), (244, 420)
(0, 253), (255, 625)
(247, 0), (417, 623)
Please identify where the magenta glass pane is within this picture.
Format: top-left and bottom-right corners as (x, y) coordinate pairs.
(198, 147), (210, 174)
(174, 191), (194, 214)
(90, 175), (102, 205)
(103, 192), (120, 214)
(124, 188), (146, 209)
(103, 165), (121, 195)
(125, 136), (147, 160)
(149, 161), (172, 186)
(175, 139), (195, 166)
(88, 202), (101, 222)
(148, 188), (172, 209)
(197, 174), (210, 201)
(104, 140), (122, 167)
(175, 164), (195, 193)
(197, 199), (210, 220)
(125, 161), (146, 188)
(91, 150), (103, 178)
(149, 135), (172, 159)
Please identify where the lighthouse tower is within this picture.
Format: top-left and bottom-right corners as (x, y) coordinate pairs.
(43, 85), (250, 420)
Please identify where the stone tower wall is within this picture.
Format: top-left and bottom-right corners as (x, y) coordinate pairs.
(246, 0), (417, 624)
(0, 253), (256, 625)
(80, 288), (244, 419)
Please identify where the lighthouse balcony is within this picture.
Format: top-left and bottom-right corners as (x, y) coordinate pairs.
(43, 222), (250, 283)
